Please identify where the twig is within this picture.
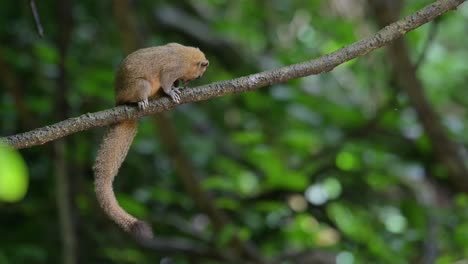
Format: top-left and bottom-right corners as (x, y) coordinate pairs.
(3, 0), (465, 150)
(29, 0), (44, 37)
(415, 19), (440, 69)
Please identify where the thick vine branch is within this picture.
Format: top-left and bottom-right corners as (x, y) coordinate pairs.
(3, 0), (465, 149)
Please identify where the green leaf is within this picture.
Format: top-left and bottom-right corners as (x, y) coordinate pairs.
(102, 248), (145, 263)
(217, 224), (237, 247)
(33, 41), (58, 64)
(281, 129), (320, 153)
(215, 197), (240, 210)
(234, 171), (259, 196)
(231, 130), (264, 145)
(0, 143), (29, 202)
(335, 151), (359, 171)
(322, 177), (342, 199)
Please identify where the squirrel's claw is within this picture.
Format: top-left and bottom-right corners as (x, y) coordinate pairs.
(168, 89), (181, 103)
(138, 99), (149, 110)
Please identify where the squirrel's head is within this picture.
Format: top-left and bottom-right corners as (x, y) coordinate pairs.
(184, 48), (209, 82)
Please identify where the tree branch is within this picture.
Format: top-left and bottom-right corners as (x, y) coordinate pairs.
(415, 18), (440, 69)
(53, 1), (77, 263)
(29, 0), (44, 37)
(3, 0), (465, 149)
(369, 0), (468, 191)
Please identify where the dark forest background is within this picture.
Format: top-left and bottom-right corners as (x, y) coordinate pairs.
(1, 0), (468, 263)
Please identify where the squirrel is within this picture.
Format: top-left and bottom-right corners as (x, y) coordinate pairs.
(93, 43), (209, 241)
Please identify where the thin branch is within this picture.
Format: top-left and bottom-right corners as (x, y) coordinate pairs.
(415, 19), (440, 69)
(29, 0), (44, 37)
(370, 0), (468, 191)
(3, 0), (465, 149)
(54, 0), (77, 263)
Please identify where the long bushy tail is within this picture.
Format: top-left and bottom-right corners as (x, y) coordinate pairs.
(93, 120), (153, 240)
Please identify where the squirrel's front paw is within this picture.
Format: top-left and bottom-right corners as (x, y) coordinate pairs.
(168, 89), (181, 103)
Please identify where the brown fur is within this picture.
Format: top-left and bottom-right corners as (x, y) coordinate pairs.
(93, 43), (209, 240)
(115, 43), (209, 104)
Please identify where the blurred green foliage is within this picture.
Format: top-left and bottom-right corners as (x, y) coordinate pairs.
(0, 143), (29, 202)
(1, 0), (468, 263)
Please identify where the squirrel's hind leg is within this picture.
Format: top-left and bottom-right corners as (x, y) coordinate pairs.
(133, 78), (151, 110)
